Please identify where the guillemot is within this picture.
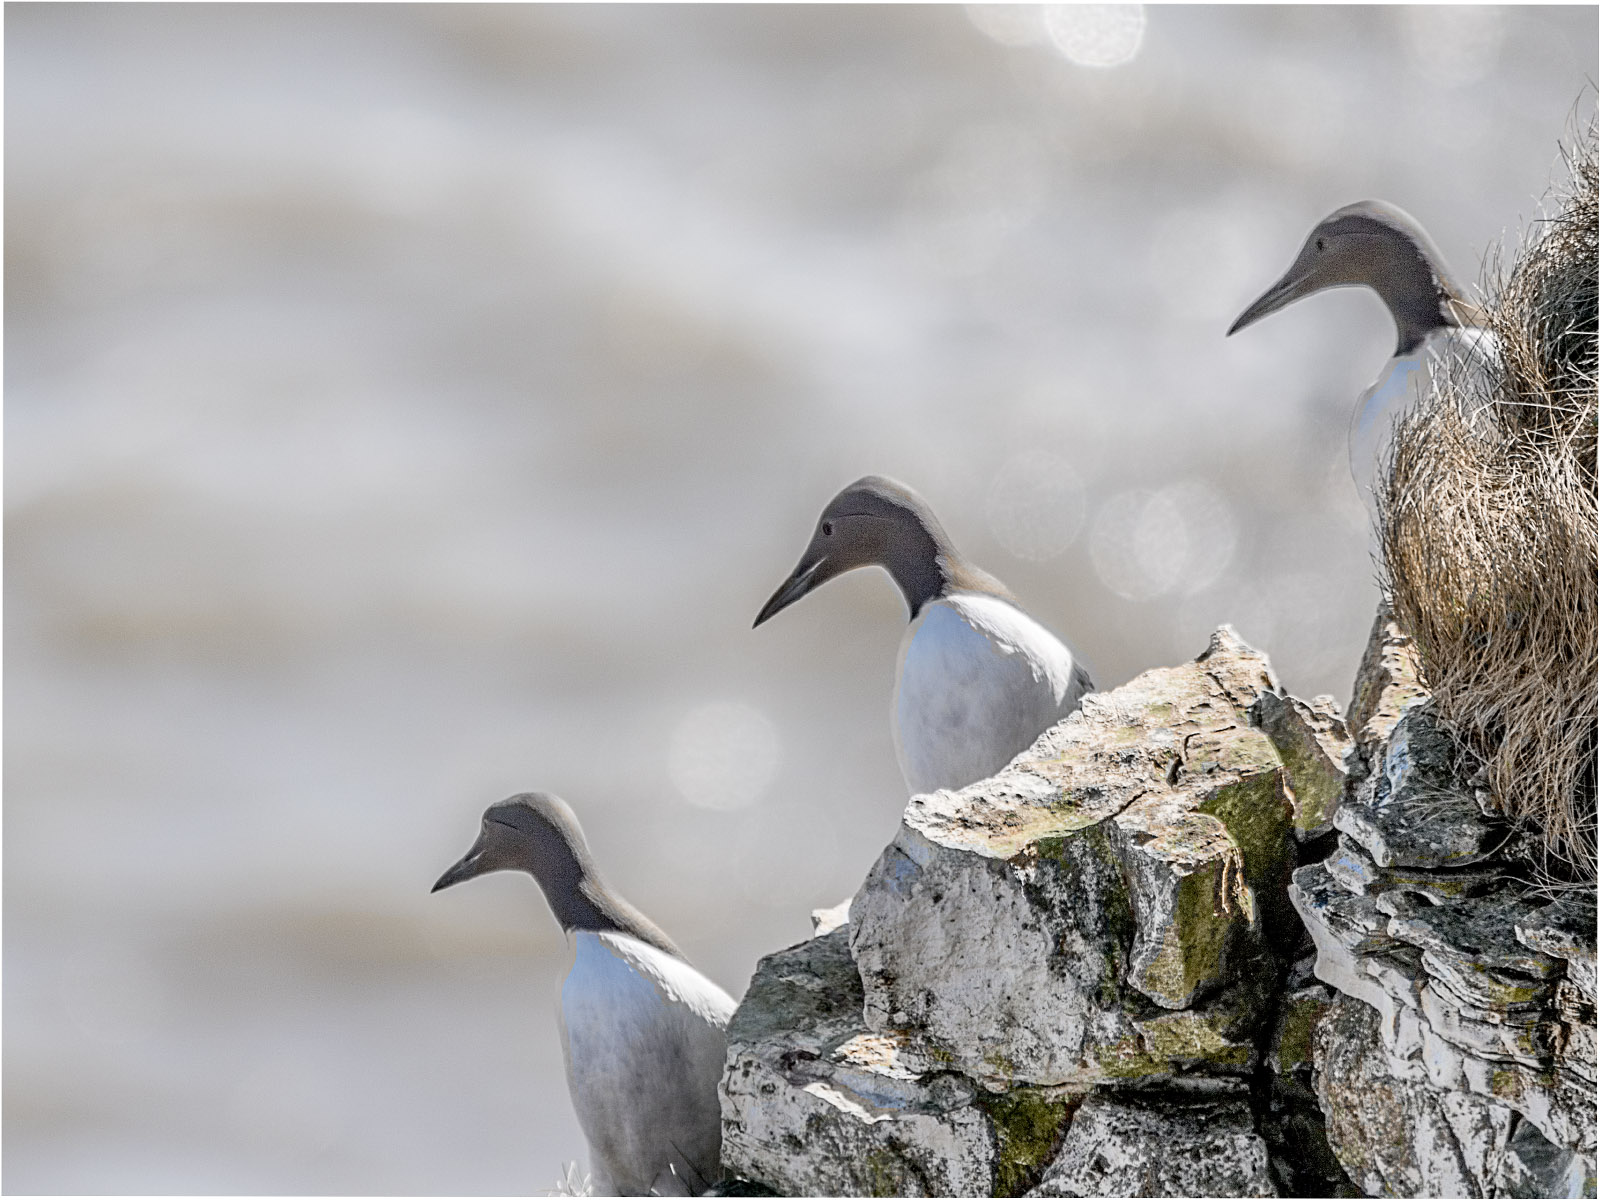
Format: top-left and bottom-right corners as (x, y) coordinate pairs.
(1228, 200), (1497, 515)
(753, 475), (1092, 796)
(432, 793), (736, 1196)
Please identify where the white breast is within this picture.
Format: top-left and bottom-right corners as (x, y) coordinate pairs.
(1349, 326), (1500, 519)
(558, 932), (736, 1195)
(892, 592), (1088, 797)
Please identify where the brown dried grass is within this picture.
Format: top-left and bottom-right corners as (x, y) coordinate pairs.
(1379, 117), (1598, 883)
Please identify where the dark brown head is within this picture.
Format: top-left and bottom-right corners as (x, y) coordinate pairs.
(1228, 200), (1472, 355)
(752, 475), (1011, 627)
(432, 792), (680, 958)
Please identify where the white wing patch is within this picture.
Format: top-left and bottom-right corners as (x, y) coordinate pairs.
(893, 594), (1088, 796)
(558, 932), (734, 1195)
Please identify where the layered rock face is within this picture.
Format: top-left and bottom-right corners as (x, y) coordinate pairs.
(718, 618), (1596, 1198)
(1294, 617), (1598, 1199)
(721, 629), (1351, 1197)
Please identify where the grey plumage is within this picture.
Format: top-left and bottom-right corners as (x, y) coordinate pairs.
(433, 792), (680, 956)
(754, 476), (1092, 795)
(433, 793), (734, 1196)
(1228, 200), (1477, 355)
(753, 474), (1014, 626)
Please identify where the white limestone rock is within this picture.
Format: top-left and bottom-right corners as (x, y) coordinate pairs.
(1315, 993), (1519, 1197)
(849, 627), (1297, 1089)
(719, 926), (1003, 1196)
(1495, 1119), (1597, 1198)
(1028, 1089), (1276, 1198)
(719, 925), (1088, 1197)
(1296, 614), (1597, 1197)
(1336, 707), (1502, 869)
(1291, 861), (1405, 956)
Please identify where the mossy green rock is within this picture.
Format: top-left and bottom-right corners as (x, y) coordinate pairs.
(1251, 690), (1351, 840)
(973, 1087), (1076, 1197)
(1272, 985), (1336, 1075)
(850, 627), (1299, 1087)
(1030, 1090), (1275, 1197)
(719, 927), (1001, 1196)
(718, 926), (1087, 1196)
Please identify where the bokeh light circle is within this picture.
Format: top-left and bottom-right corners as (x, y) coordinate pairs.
(1401, 6), (1504, 89)
(668, 701), (781, 812)
(986, 450), (1087, 562)
(1089, 481), (1237, 601)
(1159, 480), (1238, 595)
(1044, 5), (1147, 68)
(965, 4), (1047, 47)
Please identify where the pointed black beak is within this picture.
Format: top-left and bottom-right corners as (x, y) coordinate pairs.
(1228, 267), (1318, 337)
(431, 846), (488, 893)
(753, 556), (827, 628)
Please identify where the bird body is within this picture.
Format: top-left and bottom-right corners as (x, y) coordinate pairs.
(433, 793), (734, 1197)
(894, 591), (1089, 795)
(559, 931), (735, 1196)
(1227, 200), (1496, 519)
(754, 475), (1091, 797)
(1348, 324), (1499, 515)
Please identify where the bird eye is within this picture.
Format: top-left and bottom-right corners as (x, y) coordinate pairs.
(821, 521), (834, 536)
(1315, 237), (1326, 252)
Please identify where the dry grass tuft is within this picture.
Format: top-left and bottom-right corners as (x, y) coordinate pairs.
(1380, 116), (1598, 883)
(547, 1161), (594, 1197)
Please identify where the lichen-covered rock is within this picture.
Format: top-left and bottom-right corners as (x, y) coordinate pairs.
(1345, 610), (1427, 756)
(1251, 691), (1351, 840)
(719, 926), (1005, 1196)
(1336, 706), (1502, 869)
(719, 614), (1593, 1198)
(1028, 1089), (1276, 1198)
(1325, 834), (1507, 901)
(849, 627), (1296, 1089)
(1387, 894), (1563, 1011)
(1516, 892), (1598, 1005)
(1294, 615), (1598, 1199)
(1495, 1119), (1596, 1198)
(1301, 867), (1596, 1184)
(1315, 994), (1519, 1198)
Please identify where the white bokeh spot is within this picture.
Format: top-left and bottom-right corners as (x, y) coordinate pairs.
(1045, 5), (1147, 68)
(1402, 6), (1504, 90)
(1090, 481), (1237, 602)
(965, 5), (1048, 47)
(668, 701), (781, 812)
(986, 450), (1087, 562)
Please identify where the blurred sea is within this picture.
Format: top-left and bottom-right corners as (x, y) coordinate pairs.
(5, 5), (1596, 1192)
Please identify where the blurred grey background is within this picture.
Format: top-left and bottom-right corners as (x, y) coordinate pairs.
(5, 4), (1595, 1193)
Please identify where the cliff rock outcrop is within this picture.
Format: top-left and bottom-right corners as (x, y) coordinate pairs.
(717, 619), (1596, 1198)
(1295, 617), (1597, 1199)
(721, 629), (1349, 1197)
